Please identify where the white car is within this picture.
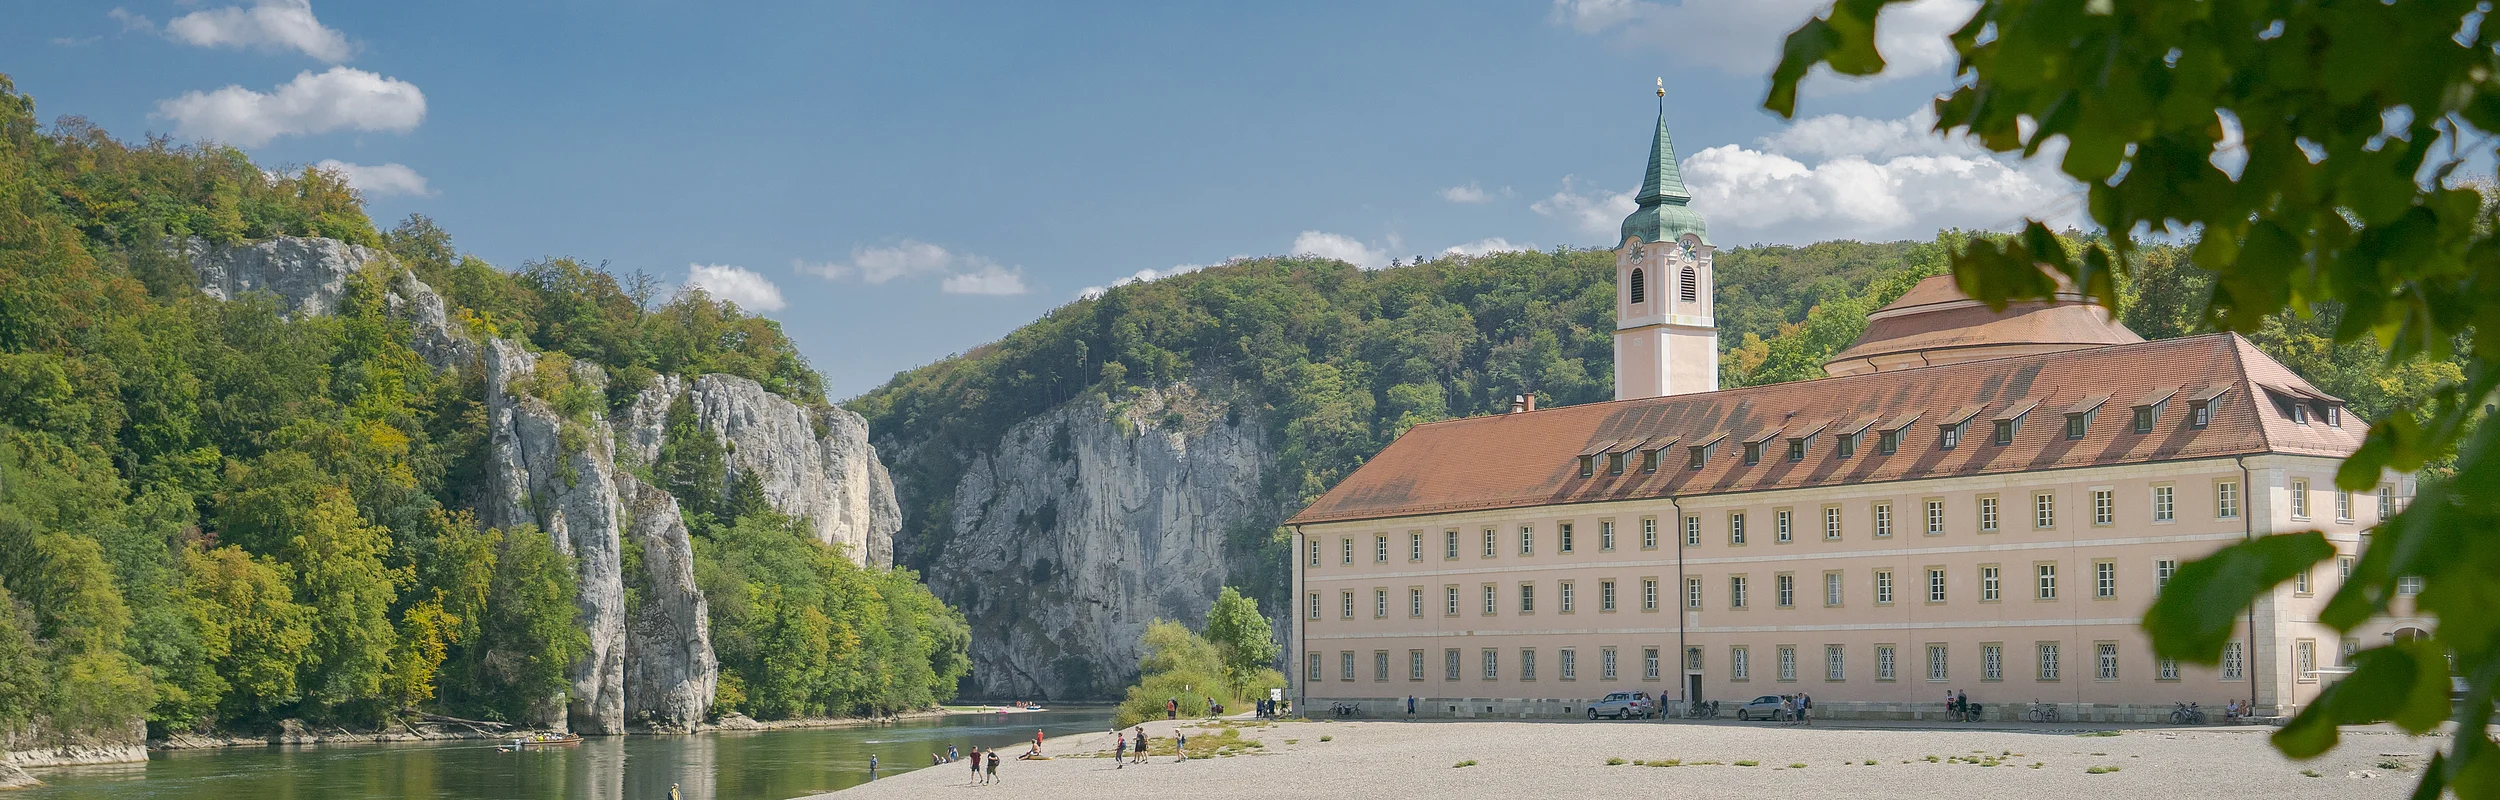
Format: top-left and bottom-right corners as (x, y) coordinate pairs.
(1587, 691), (1655, 719)
(1734, 695), (1790, 721)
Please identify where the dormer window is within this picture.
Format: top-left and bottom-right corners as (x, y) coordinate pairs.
(1787, 438), (1807, 462)
(1989, 400), (2038, 447)
(2131, 387), (2176, 434)
(2289, 403), (2309, 424)
(1836, 433), (1857, 458)
(1578, 455), (1595, 478)
(1992, 419), (2016, 446)
(2191, 400), (2211, 428)
(1688, 445), (1707, 469)
(1628, 268), (1647, 304)
(1877, 429), (1898, 455)
(2327, 405), (2342, 427)
(1743, 442), (1761, 465)
(1606, 452), (1625, 476)
(2063, 414), (2086, 439)
(1640, 450), (1659, 473)
(1941, 423), (1962, 450)
(2131, 405), (2154, 433)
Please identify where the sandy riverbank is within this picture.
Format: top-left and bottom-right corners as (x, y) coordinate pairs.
(811, 716), (2437, 800)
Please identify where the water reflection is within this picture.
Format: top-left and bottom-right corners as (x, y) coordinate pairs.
(20, 708), (1108, 800)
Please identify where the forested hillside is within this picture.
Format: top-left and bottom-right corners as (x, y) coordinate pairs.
(0, 74), (964, 747)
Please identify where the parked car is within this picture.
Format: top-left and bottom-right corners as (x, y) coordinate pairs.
(1588, 691), (1655, 720)
(1734, 695), (1788, 721)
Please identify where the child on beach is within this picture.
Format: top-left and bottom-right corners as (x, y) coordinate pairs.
(1116, 732), (1127, 767)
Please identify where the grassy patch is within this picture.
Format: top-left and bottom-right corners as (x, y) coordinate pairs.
(1607, 757), (1629, 766)
(1864, 759), (1878, 765)
(2076, 730), (2121, 737)
(1453, 760), (1477, 768)
(2302, 769), (2323, 778)
(1639, 758), (1683, 767)
(1924, 755), (1940, 763)
(1787, 763), (1809, 769)
(2029, 763), (2044, 769)
(1283, 739), (1298, 745)
(2085, 765), (2121, 775)
(1319, 735), (1333, 742)
(1734, 760), (1759, 767)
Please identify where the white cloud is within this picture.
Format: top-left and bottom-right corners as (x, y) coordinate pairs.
(1678, 107), (2084, 243)
(314, 159), (429, 197)
(1531, 176), (1638, 238)
(683, 264), (787, 311)
(940, 264), (1029, 296)
(52, 35), (102, 46)
(166, 0), (352, 62)
(155, 66), (425, 147)
(1077, 262), (1217, 300)
(1442, 238), (1536, 257)
(109, 8), (156, 33)
(1551, 0), (1976, 87)
(798, 240), (1028, 295)
(1291, 231), (1389, 270)
(1439, 182), (1509, 204)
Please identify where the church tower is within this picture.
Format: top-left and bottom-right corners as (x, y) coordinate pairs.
(1613, 90), (1717, 400)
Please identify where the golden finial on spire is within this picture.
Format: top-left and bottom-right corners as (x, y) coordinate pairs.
(1656, 77), (1665, 98)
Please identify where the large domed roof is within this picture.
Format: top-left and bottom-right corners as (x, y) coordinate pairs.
(1821, 274), (2143, 377)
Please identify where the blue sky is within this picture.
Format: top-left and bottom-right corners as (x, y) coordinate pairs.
(10, 0), (2085, 399)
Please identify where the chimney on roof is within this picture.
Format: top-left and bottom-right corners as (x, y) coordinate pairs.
(1525, 395), (1538, 412)
(1508, 395), (1526, 414)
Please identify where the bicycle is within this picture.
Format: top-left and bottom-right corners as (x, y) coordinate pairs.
(2027, 700), (2059, 723)
(2170, 702), (2205, 724)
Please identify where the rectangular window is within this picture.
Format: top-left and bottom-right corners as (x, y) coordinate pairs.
(1874, 570), (1894, 604)
(2158, 657), (2180, 681)
(1483, 528), (1497, 558)
(2097, 642), (2120, 681)
(2340, 556), (2356, 580)
(1560, 581), (1576, 613)
(2398, 576), (2424, 596)
(1826, 645), (1846, 681)
(2222, 641), (2245, 680)
(2217, 480), (2240, 519)
(1730, 576), (1749, 609)
(1578, 455), (1594, 478)
(1341, 591), (1354, 619)
(1601, 648), (1619, 681)
(1341, 538), (1353, 565)
(1927, 568), (1947, 603)
(2034, 492), (2055, 529)
(1979, 496), (1999, 531)
(1824, 571), (1843, 607)
(1926, 499), (1945, 534)
(1341, 651), (1355, 682)
(1410, 532), (1422, 561)
(1522, 648), (1539, 681)
(1688, 445), (1706, 470)
(1409, 588), (1422, 617)
(1519, 525), (1534, 556)
(1599, 520), (1615, 551)
(1445, 586), (1459, 616)
(2336, 490), (2352, 521)
(2340, 638), (2359, 667)
(1309, 539), (1320, 567)
(1687, 577), (1702, 609)
(1482, 584), (1497, 615)
(1744, 442), (1761, 465)
(1874, 502), (1894, 538)
(1641, 449), (1658, 474)
(1600, 580), (1618, 612)
(1445, 530), (1459, 559)
(2038, 643), (2061, 681)
(1981, 565), (2002, 601)
(1483, 648), (1499, 680)
(1777, 646), (1798, 681)
(1375, 650), (1389, 682)
(1941, 423), (1962, 449)
(1309, 652), (1323, 683)
(2089, 560), (2116, 598)
(1559, 522), (1575, 554)
(2133, 403), (2157, 433)
(1729, 513), (1747, 545)
(1824, 506), (1842, 540)
(1993, 419), (2016, 446)
(1446, 648), (1462, 681)
(1982, 643), (2004, 681)
(1644, 648), (1661, 680)
(2379, 484), (2395, 518)
(1648, 518), (1663, 549)
(2291, 479), (2310, 519)
(1374, 589), (1387, 618)
(2037, 563), (2058, 600)
(1642, 578), (1660, 611)
(1307, 592), (1319, 620)
(1837, 432), (1857, 458)
(1927, 644), (1949, 681)
(1775, 509), (1793, 543)
(1606, 452), (1624, 476)
(1560, 649), (1577, 681)
(1878, 428), (1900, 455)
(2154, 485), (2175, 521)
(2092, 489), (2114, 526)
(1775, 574), (1795, 608)
(2191, 399), (2211, 428)
(1731, 647), (1750, 681)
(1681, 516), (1697, 548)
(2066, 412), (2088, 439)
(1411, 650), (1426, 681)
(1686, 647), (1704, 672)
(1877, 645), (1897, 681)
(1788, 437), (1806, 462)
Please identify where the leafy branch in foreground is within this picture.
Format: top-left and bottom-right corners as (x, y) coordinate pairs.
(1772, 1), (2500, 796)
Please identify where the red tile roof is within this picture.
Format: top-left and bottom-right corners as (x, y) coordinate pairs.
(1288, 333), (2361, 526)
(1823, 275), (2144, 376)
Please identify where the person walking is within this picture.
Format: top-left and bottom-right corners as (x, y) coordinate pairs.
(970, 746), (984, 783)
(1115, 732), (1127, 767)
(1134, 725), (1148, 764)
(1406, 695), (1416, 715)
(1799, 692), (1813, 726)
(868, 753), (879, 782)
(986, 749), (999, 784)
(670, 783), (681, 800)
(1167, 697), (1178, 720)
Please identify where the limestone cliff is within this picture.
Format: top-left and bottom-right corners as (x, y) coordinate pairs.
(619, 374), (901, 567)
(925, 385), (1268, 699)
(620, 473), (717, 731)
(183, 235), (381, 318)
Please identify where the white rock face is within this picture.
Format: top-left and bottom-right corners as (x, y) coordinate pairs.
(619, 374), (900, 567)
(620, 473), (717, 731)
(927, 386), (1268, 698)
(184, 235), (381, 318)
(481, 339), (629, 734)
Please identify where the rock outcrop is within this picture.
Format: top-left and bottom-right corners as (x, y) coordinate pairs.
(619, 374), (901, 567)
(926, 385), (1268, 698)
(480, 340), (629, 734)
(184, 235), (384, 318)
(620, 473), (717, 731)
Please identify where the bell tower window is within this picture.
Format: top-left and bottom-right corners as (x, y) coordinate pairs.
(1680, 266), (1698, 303)
(1628, 268), (1646, 305)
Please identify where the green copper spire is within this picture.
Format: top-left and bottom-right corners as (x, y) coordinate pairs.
(1620, 91), (1710, 247)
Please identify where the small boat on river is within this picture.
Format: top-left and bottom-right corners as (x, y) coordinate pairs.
(497, 733), (584, 752)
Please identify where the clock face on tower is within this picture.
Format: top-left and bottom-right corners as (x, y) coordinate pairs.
(1627, 245), (1644, 263)
(1681, 240), (1697, 260)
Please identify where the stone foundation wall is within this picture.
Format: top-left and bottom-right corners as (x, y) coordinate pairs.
(1311, 696), (2276, 725)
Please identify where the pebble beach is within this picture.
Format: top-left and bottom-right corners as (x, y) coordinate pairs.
(813, 716), (2435, 800)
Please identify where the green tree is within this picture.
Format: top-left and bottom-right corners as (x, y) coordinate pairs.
(1201, 586), (1279, 698)
(451, 527), (583, 722)
(288, 488), (403, 719)
(176, 545), (314, 725)
(1771, 2), (2500, 794)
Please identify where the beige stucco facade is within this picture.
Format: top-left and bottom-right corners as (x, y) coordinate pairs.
(1292, 454), (2416, 721)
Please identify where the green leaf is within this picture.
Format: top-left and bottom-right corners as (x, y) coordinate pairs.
(2143, 532), (2334, 663)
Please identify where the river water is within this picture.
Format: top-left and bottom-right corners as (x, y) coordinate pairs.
(17, 708), (1110, 800)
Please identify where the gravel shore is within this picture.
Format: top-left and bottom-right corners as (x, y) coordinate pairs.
(812, 716), (2434, 800)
